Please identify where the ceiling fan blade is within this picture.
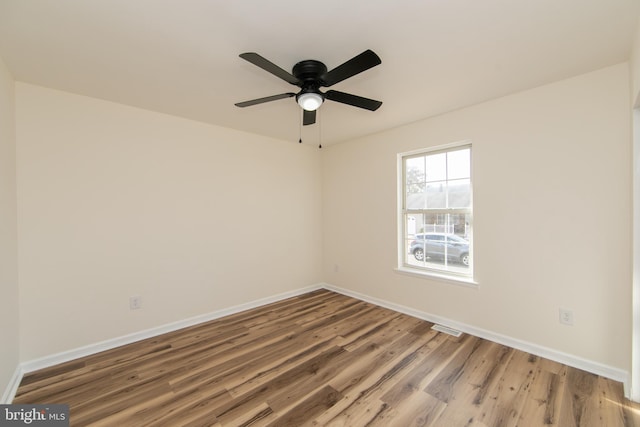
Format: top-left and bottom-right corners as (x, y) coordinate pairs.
(303, 109), (316, 126)
(239, 53), (300, 85)
(325, 90), (382, 111)
(321, 50), (381, 87)
(235, 93), (296, 108)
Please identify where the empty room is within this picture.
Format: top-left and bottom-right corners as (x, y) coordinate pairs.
(2, 1), (640, 425)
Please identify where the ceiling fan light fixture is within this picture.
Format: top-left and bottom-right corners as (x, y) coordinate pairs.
(235, 50), (382, 126)
(297, 92), (324, 111)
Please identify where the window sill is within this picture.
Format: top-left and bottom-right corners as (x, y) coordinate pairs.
(394, 266), (479, 288)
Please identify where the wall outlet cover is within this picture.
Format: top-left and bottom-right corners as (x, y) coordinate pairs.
(559, 308), (574, 326)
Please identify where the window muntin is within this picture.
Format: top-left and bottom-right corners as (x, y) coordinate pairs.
(401, 144), (472, 278)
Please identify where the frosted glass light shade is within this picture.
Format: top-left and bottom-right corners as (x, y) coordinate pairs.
(297, 92), (323, 111)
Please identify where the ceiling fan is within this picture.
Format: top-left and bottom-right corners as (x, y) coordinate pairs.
(235, 49), (382, 126)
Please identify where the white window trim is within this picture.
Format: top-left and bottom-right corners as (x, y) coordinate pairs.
(397, 140), (476, 285)
(393, 266), (479, 288)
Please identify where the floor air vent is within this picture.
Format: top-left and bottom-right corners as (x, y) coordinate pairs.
(431, 324), (462, 337)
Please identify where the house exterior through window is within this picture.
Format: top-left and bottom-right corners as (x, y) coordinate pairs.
(399, 142), (472, 279)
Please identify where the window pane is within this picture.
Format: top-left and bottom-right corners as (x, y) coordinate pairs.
(420, 213), (455, 234)
(406, 182), (426, 209)
(406, 157), (425, 184)
(447, 148), (471, 180)
(425, 152), (447, 182)
(447, 178), (471, 208)
(425, 182), (447, 209)
(405, 213), (421, 257)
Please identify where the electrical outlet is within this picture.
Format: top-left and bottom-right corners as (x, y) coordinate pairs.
(559, 308), (573, 326)
(129, 296), (142, 310)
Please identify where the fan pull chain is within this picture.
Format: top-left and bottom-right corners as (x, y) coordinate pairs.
(318, 108), (322, 149)
(298, 109), (303, 143)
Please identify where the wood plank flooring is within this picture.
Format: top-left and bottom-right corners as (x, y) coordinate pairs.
(13, 289), (640, 426)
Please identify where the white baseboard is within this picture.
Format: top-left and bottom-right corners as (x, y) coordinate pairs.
(18, 283), (324, 377)
(5, 281), (631, 401)
(1, 365), (23, 404)
(321, 282), (631, 398)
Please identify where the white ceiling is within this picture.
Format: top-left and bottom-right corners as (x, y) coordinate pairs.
(0, 0), (638, 145)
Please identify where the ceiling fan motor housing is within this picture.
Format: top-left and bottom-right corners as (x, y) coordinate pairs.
(292, 60), (328, 85)
(293, 59), (327, 103)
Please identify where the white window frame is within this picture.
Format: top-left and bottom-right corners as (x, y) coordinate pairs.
(396, 141), (476, 286)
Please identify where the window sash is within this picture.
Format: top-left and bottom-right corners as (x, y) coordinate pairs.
(401, 211), (472, 276)
(402, 144), (472, 212)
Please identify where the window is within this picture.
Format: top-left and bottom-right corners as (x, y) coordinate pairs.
(399, 143), (472, 279)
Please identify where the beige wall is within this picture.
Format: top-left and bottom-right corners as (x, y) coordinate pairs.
(632, 20), (640, 105)
(7, 60), (634, 381)
(0, 57), (19, 395)
(16, 83), (323, 360)
(630, 17), (640, 400)
(322, 63), (632, 371)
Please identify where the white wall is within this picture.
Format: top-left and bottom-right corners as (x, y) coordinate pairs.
(323, 63), (632, 372)
(0, 57), (19, 398)
(16, 83), (323, 361)
(629, 16), (640, 401)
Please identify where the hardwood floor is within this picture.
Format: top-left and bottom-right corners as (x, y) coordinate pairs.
(13, 289), (640, 426)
